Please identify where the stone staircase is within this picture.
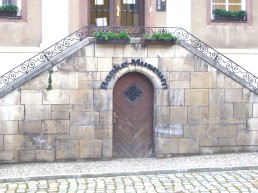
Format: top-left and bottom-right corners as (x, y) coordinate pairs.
(0, 26), (257, 98)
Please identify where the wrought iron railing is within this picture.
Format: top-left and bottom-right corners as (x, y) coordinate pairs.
(0, 26), (257, 92)
(0, 26), (89, 91)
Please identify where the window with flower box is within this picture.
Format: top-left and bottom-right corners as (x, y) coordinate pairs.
(0, 0), (22, 18)
(211, 0), (247, 22)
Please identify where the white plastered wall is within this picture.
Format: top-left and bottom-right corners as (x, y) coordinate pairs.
(0, 0), (69, 76)
(166, 1), (258, 77)
(1, 0), (258, 78)
(41, 0), (68, 48)
(166, 0), (191, 32)
(218, 49), (258, 77)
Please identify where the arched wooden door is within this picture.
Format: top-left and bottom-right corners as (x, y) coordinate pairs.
(113, 72), (153, 158)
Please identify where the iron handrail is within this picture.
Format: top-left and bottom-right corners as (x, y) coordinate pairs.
(0, 26), (257, 92)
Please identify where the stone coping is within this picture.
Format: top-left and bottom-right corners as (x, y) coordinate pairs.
(1, 153), (258, 183)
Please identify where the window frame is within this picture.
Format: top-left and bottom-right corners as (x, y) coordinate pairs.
(211, 0), (246, 22)
(211, 0), (246, 12)
(208, 0), (251, 25)
(90, 0), (111, 26)
(87, 0), (144, 27)
(0, 0), (25, 20)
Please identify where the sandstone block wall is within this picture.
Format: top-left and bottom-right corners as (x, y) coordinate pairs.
(0, 41), (257, 163)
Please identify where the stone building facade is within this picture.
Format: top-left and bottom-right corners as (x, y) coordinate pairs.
(0, 38), (258, 163)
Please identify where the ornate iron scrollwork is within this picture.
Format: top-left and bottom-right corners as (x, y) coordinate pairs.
(0, 26), (90, 91)
(124, 84), (142, 102)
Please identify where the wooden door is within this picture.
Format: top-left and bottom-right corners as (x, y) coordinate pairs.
(113, 72), (153, 158)
(90, 0), (144, 26)
(116, 0), (144, 26)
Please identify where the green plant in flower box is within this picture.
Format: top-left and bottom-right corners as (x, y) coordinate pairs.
(144, 32), (177, 41)
(93, 30), (129, 40)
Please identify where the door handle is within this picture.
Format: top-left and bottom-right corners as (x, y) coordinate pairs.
(117, 5), (120, 17)
(113, 112), (120, 124)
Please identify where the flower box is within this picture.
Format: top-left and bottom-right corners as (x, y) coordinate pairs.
(142, 32), (177, 46)
(213, 9), (247, 22)
(141, 39), (176, 45)
(0, 4), (18, 18)
(93, 30), (130, 45)
(0, 10), (17, 17)
(214, 15), (246, 21)
(95, 38), (130, 45)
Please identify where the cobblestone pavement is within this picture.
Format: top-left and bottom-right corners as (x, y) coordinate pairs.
(1, 170), (258, 193)
(2, 153), (258, 182)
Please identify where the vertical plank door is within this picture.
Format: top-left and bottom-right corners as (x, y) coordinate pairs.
(113, 72), (153, 158)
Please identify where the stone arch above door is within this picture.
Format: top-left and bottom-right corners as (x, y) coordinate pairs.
(105, 65), (166, 91)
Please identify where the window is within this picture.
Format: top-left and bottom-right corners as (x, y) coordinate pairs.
(120, 1), (140, 26)
(0, 0), (22, 18)
(89, 0), (144, 26)
(211, 0), (247, 21)
(90, 0), (110, 26)
(2, 0), (12, 5)
(211, 0), (246, 11)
